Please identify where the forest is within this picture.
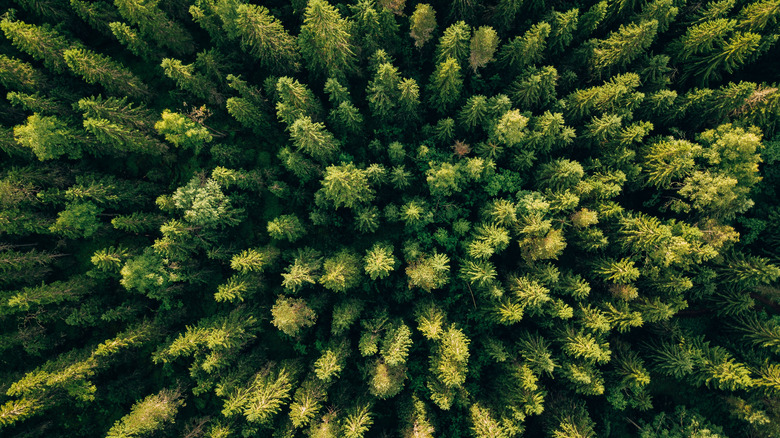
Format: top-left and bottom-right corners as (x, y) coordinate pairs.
(1, 0), (780, 436)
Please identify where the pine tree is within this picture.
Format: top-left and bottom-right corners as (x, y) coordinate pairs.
(427, 57), (463, 113)
(409, 3), (436, 48)
(589, 20), (658, 75)
(71, 0), (119, 34)
(499, 22), (550, 71)
(0, 55), (47, 93)
(105, 389), (184, 438)
(271, 296), (316, 336)
(109, 22), (155, 61)
(289, 116), (340, 163)
(319, 163), (375, 209)
(435, 21), (471, 65)
(367, 62), (401, 122)
(350, 0), (401, 58)
(275, 76), (324, 127)
(320, 249), (362, 292)
(548, 8), (580, 54)
(114, 0), (194, 55)
(229, 4), (300, 73)
(161, 58), (223, 105)
(0, 18), (73, 73)
(508, 65), (558, 111)
(63, 48), (148, 98)
(469, 26), (499, 72)
(298, 0), (357, 78)
(14, 114), (83, 161)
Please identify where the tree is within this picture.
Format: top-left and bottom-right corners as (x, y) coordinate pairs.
(319, 249), (362, 292)
(0, 18), (73, 73)
(0, 55), (47, 93)
(155, 110), (212, 153)
(267, 214), (306, 242)
(364, 243), (398, 280)
(275, 76), (323, 127)
(435, 21), (470, 65)
(289, 116), (340, 163)
(406, 252), (450, 291)
(427, 57), (463, 113)
(319, 163), (375, 209)
(160, 58), (222, 105)
(229, 4), (300, 73)
(71, 0), (120, 35)
(171, 176), (241, 228)
(499, 22), (550, 71)
(106, 389), (184, 438)
(298, 0), (357, 78)
(508, 65), (558, 111)
(109, 22), (154, 61)
(114, 0), (194, 55)
(64, 48), (148, 98)
(469, 26), (499, 72)
(410, 3), (436, 48)
(350, 0), (401, 58)
(14, 114), (83, 160)
(271, 296), (316, 336)
(589, 20), (658, 76)
(367, 62), (401, 122)
(49, 201), (102, 238)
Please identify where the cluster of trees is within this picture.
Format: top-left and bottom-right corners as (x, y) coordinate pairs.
(1, 0), (780, 437)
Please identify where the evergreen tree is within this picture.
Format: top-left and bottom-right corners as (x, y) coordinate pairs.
(0, 18), (74, 73)
(427, 57), (463, 113)
(298, 0), (357, 78)
(435, 21), (471, 65)
(114, 0), (194, 55)
(469, 26), (499, 72)
(14, 114), (83, 160)
(0, 55), (47, 93)
(109, 22), (155, 61)
(229, 4), (300, 73)
(409, 3), (436, 48)
(63, 48), (148, 98)
(589, 20), (659, 75)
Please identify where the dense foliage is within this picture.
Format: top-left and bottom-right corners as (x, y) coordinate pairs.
(1, 0), (780, 437)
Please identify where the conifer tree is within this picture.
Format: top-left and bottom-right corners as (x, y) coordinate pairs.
(0, 55), (47, 93)
(435, 21), (471, 65)
(499, 22), (551, 71)
(114, 0), (194, 55)
(410, 3), (436, 48)
(105, 389), (184, 438)
(229, 4), (300, 73)
(161, 58), (223, 105)
(298, 0), (357, 78)
(64, 48), (148, 98)
(71, 0), (120, 35)
(427, 57), (463, 113)
(109, 22), (155, 61)
(289, 116), (340, 163)
(271, 296), (316, 337)
(0, 18), (74, 73)
(589, 20), (659, 75)
(469, 26), (499, 72)
(14, 114), (83, 161)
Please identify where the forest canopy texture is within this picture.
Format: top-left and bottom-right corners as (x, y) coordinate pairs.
(1, 0), (780, 437)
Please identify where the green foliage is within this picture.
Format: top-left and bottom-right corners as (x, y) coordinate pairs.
(14, 114), (82, 160)
(105, 389), (184, 438)
(298, 0), (356, 78)
(319, 163), (375, 209)
(154, 109), (212, 153)
(410, 3), (436, 48)
(3, 1), (780, 436)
